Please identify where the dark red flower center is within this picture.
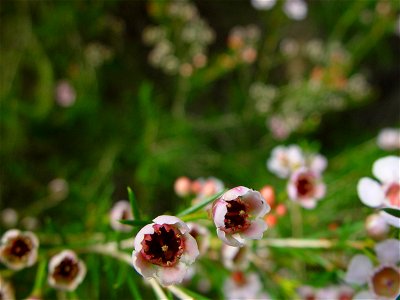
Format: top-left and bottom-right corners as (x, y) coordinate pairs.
(386, 183), (400, 208)
(296, 174), (315, 198)
(53, 258), (79, 283)
(371, 266), (400, 298)
(5, 237), (33, 260)
(231, 271), (247, 286)
(141, 224), (184, 267)
(223, 198), (250, 234)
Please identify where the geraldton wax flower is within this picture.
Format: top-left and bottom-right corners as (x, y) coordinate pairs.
(0, 229), (39, 270)
(48, 250), (86, 291)
(212, 186), (270, 247)
(132, 215), (199, 286)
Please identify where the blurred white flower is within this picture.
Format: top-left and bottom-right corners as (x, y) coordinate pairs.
(223, 272), (270, 299)
(1, 208), (18, 228)
(132, 215), (199, 286)
(55, 80), (76, 107)
(212, 186), (270, 247)
(377, 128), (400, 151)
(48, 178), (69, 202)
(21, 216), (40, 231)
(0, 275), (15, 300)
(267, 145), (305, 178)
(251, 0), (276, 10)
(0, 229), (39, 270)
(109, 200), (133, 232)
(287, 168), (326, 209)
(222, 244), (250, 271)
(283, 0), (308, 20)
(48, 250), (86, 291)
(187, 222), (210, 256)
(345, 239), (400, 299)
(357, 156), (400, 227)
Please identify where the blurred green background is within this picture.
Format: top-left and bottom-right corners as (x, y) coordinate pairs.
(0, 0), (399, 298)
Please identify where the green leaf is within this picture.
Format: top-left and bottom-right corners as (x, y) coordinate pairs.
(177, 190), (226, 217)
(119, 219), (151, 227)
(127, 186), (141, 221)
(127, 275), (142, 300)
(381, 208), (400, 218)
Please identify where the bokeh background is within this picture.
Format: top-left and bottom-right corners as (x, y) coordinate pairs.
(1, 0), (399, 299)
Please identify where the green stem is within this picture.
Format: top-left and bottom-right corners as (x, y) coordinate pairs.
(177, 190), (226, 217)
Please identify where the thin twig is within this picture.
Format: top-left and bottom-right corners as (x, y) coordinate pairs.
(149, 278), (168, 300)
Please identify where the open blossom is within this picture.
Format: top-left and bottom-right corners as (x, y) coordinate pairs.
(187, 222), (210, 256)
(48, 250), (86, 291)
(0, 229), (39, 270)
(357, 156), (400, 227)
(267, 145), (305, 178)
(212, 186), (270, 247)
(377, 128), (400, 151)
(345, 239), (400, 300)
(0, 275), (15, 300)
(109, 200), (134, 232)
(132, 215), (199, 286)
(287, 168), (326, 209)
(221, 244), (250, 271)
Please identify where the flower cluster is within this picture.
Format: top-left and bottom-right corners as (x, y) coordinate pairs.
(143, 0), (214, 77)
(227, 25), (260, 64)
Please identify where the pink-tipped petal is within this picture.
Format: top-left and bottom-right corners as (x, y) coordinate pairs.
(314, 182), (326, 199)
(372, 156), (400, 184)
(245, 191), (270, 217)
(375, 239), (400, 265)
(181, 234), (200, 264)
(241, 219), (267, 240)
(357, 178), (385, 208)
(213, 201), (228, 228)
(287, 182), (298, 200)
(345, 255), (373, 285)
(217, 229), (244, 247)
(310, 154), (327, 174)
(132, 251), (157, 278)
(300, 199), (317, 209)
(222, 186), (250, 201)
(152, 215), (190, 234)
(156, 262), (187, 286)
(134, 224), (155, 252)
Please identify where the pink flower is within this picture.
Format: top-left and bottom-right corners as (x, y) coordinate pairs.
(357, 156), (400, 227)
(109, 200), (134, 232)
(345, 239), (400, 300)
(48, 250), (86, 291)
(0, 229), (39, 270)
(221, 244), (250, 271)
(377, 128), (400, 151)
(55, 80), (76, 107)
(284, 0), (308, 21)
(212, 186), (270, 247)
(200, 177), (225, 198)
(132, 215), (199, 286)
(267, 145), (305, 178)
(174, 176), (192, 197)
(223, 272), (270, 300)
(287, 168), (326, 209)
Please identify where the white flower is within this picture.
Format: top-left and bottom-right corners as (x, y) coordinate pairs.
(212, 186), (270, 247)
(287, 168), (326, 209)
(48, 250), (86, 291)
(345, 239), (400, 300)
(187, 222), (210, 256)
(377, 128), (400, 151)
(267, 145), (305, 178)
(132, 215), (199, 286)
(48, 178), (69, 202)
(357, 156), (400, 227)
(221, 244), (250, 271)
(0, 229), (39, 270)
(251, 0), (277, 10)
(55, 80), (76, 107)
(283, 0), (308, 21)
(0, 208), (18, 228)
(0, 275), (15, 300)
(109, 200), (134, 232)
(223, 272), (267, 300)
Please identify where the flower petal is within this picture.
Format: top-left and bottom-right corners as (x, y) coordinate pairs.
(245, 191), (270, 217)
(357, 177), (385, 207)
(299, 199), (317, 209)
(222, 186), (250, 201)
(353, 290), (375, 300)
(181, 234), (199, 264)
(345, 255), (373, 285)
(241, 219), (267, 240)
(132, 251), (157, 278)
(380, 211), (400, 228)
(156, 262), (187, 286)
(372, 156), (400, 184)
(217, 229), (244, 247)
(310, 154), (327, 174)
(375, 239), (400, 264)
(134, 224), (155, 252)
(213, 200), (228, 228)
